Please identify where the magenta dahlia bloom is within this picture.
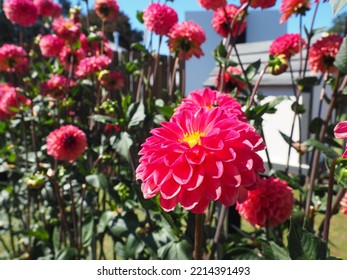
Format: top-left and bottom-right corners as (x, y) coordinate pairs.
(308, 34), (343, 74)
(143, 3), (178, 36)
(40, 74), (75, 100)
(212, 4), (247, 38)
(241, 0), (276, 9)
(269, 33), (307, 59)
(98, 70), (125, 90)
(334, 121), (347, 158)
(0, 44), (28, 73)
(216, 66), (247, 94)
(340, 193), (347, 216)
(34, 0), (62, 18)
(0, 83), (31, 120)
(3, 0), (38, 27)
(136, 106), (265, 214)
(280, 0), (310, 23)
(198, 0), (226, 10)
(46, 125), (87, 163)
(168, 21), (206, 60)
(58, 46), (86, 71)
(75, 55), (111, 79)
(95, 0), (119, 21)
(52, 17), (81, 45)
(173, 87), (246, 122)
(39, 34), (65, 58)
(237, 177), (294, 227)
(80, 32), (113, 59)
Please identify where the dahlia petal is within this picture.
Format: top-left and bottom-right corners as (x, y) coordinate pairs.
(237, 186), (249, 203)
(218, 186), (239, 206)
(160, 195), (179, 212)
(160, 177), (181, 200)
(334, 121), (347, 139)
(153, 166), (172, 186)
(205, 158), (223, 178)
(182, 166), (204, 191)
(221, 163), (241, 187)
(179, 188), (201, 210)
(172, 157), (193, 185)
(185, 146), (206, 165)
(141, 179), (160, 199)
(201, 176), (222, 201)
(190, 197), (210, 214)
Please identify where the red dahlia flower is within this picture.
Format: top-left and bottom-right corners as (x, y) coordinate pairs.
(269, 33), (307, 59)
(197, 0), (226, 10)
(173, 87), (246, 122)
(136, 106), (265, 214)
(216, 66), (247, 94)
(168, 21), (206, 60)
(143, 3), (178, 36)
(34, 0), (62, 18)
(308, 34), (343, 74)
(0, 44), (28, 73)
(39, 34), (65, 58)
(75, 55), (111, 79)
(3, 0), (38, 27)
(334, 121), (347, 158)
(280, 0), (310, 24)
(46, 125), (87, 163)
(40, 74), (75, 100)
(58, 46), (86, 72)
(241, 0), (276, 9)
(0, 83), (31, 120)
(95, 0), (119, 21)
(212, 4), (247, 38)
(52, 17), (82, 45)
(237, 177), (294, 227)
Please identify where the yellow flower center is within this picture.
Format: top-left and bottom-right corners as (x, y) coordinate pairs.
(182, 131), (205, 148)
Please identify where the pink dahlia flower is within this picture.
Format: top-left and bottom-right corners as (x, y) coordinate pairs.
(334, 121), (347, 158)
(168, 21), (206, 60)
(98, 70), (125, 90)
(237, 177), (294, 227)
(280, 0), (310, 24)
(216, 66), (247, 94)
(95, 0), (119, 21)
(198, 0), (226, 10)
(0, 44), (28, 73)
(75, 55), (111, 79)
(241, 0), (276, 9)
(212, 4), (247, 38)
(39, 34), (65, 58)
(81, 32), (113, 60)
(46, 125), (87, 163)
(269, 33), (307, 59)
(173, 87), (246, 122)
(52, 16), (81, 45)
(3, 0), (38, 27)
(143, 3), (178, 36)
(58, 46), (86, 71)
(340, 193), (347, 216)
(34, 0), (62, 18)
(40, 74), (75, 100)
(308, 34), (343, 74)
(136, 106), (265, 214)
(0, 83), (31, 120)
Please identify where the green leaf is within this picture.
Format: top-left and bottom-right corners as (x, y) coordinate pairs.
(136, 11), (144, 23)
(279, 130), (294, 145)
(213, 43), (237, 67)
(330, 0), (347, 16)
(291, 101), (306, 114)
(124, 233), (145, 259)
(245, 59), (261, 81)
(127, 101), (146, 128)
(97, 211), (117, 235)
(262, 241), (291, 260)
(89, 114), (114, 124)
(55, 248), (78, 260)
(113, 131), (133, 162)
(131, 42), (147, 52)
(82, 215), (94, 248)
(86, 174), (109, 189)
(297, 76), (319, 88)
(288, 217), (327, 260)
(334, 37), (347, 74)
(302, 139), (339, 159)
(309, 117), (324, 134)
(158, 238), (192, 260)
(22, 226), (49, 241)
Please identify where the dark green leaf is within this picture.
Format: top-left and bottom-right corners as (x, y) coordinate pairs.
(279, 131), (294, 145)
(158, 238), (192, 260)
(297, 76), (319, 88)
(22, 227), (49, 241)
(55, 248), (78, 260)
(302, 139), (339, 159)
(291, 101), (306, 114)
(97, 211), (117, 235)
(114, 131), (133, 162)
(127, 101), (146, 128)
(136, 11), (144, 23)
(262, 241), (291, 260)
(309, 117), (323, 134)
(124, 233), (145, 259)
(82, 215), (94, 248)
(86, 174), (109, 189)
(334, 37), (347, 74)
(330, 0), (347, 16)
(245, 59), (261, 81)
(131, 42), (147, 52)
(89, 114), (114, 124)
(288, 217), (327, 260)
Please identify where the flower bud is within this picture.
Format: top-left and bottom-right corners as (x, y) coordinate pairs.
(268, 54), (288, 76)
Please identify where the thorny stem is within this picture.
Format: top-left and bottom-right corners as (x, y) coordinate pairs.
(193, 214), (204, 260)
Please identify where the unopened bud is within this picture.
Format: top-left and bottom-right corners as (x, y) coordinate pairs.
(268, 54), (288, 76)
